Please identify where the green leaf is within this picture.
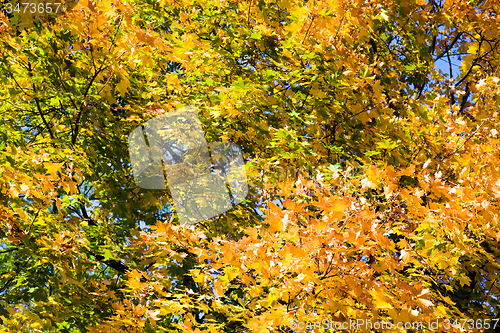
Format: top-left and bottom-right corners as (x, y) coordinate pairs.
(103, 249), (115, 261)
(327, 164), (341, 173)
(233, 77), (247, 91)
(250, 31), (262, 39)
(364, 150), (381, 156)
(277, 128), (289, 139)
(376, 139), (399, 149)
(405, 64), (416, 71)
(418, 106), (430, 121)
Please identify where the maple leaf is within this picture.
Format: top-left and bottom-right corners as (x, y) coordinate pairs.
(116, 76), (131, 98)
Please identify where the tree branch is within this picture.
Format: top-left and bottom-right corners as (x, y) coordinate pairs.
(27, 63), (56, 140)
(72, 14), (125, 145)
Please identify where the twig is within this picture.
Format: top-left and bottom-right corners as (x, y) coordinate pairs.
(27, 63), (56, 140)
(247, 0), (253, 26)
(72, 14), (125, 145)
(302, 16), (316, 45)
(434, 119), (486, 178)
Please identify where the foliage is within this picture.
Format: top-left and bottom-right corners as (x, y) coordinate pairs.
(0, 0), (499, 331)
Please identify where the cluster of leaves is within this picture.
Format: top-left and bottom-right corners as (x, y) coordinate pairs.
(0, 0), (499, 332)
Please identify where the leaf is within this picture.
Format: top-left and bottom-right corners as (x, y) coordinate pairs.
(116, 76), (130, 97)
(250, 31), (262, 39)
(364, 150), (381, 156)
(233, 77), (247, 91)
(327, 164), (341, 173)
(405, 64), (416, 71)
(417, 298), (433, 308)
(103, 249), (115, 261)
(376, 139), (399, 149)
(457, 275), (471, 287)
(45, 162), (63, 176)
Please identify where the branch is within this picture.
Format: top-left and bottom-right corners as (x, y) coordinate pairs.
(27, 63), (56, 140)
(434, 119), (486, 178)
(302, 15), (316, 45)
(72, 14), (125, 145)
(0, 248), (18, 254)
(435, 32), (463, 60)
(455, 35), (485, 87)
(93, 254), (130, 273)
(0, 277), (15, 295)
(458, 81), (471, 114)
(247, 0), (253, 26)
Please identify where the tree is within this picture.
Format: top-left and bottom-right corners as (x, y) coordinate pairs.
(0, 0), (499, 331)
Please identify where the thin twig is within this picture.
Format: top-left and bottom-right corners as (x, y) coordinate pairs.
(72, 14), (125, 145)
(434, 119), (486, 178)
(27, 63), (56, 140)
(247, 0), (253, 26)
(302, 16), (316, 45)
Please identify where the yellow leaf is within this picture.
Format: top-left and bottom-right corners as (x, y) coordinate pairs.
(68, 180), (78, 194)
(225, 266), (239, 281)
(117, 76), (130, 97)
(398, 164), (415, 176)
(372, 290), (392, 309)
(214, 281), (224, 297)
(267, 215), (283, 233)
(457, 275), (470, 287)
(417, 298), (433, 308)
(207, 325), (219, 333)
(125, 115), (142, 122)
(329, 199), (346, 212)
(140, 53), (154, 67)
(355, 111), (371, 123)
(310, 83), (327, 98)
(226, 106), (241, 117)
(492, 180), (500, 198)
(100, 85), (116, 103)
(45, 162), (63, 176)
(112, 302), (124, 311)
(128, 277), (144, 289)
